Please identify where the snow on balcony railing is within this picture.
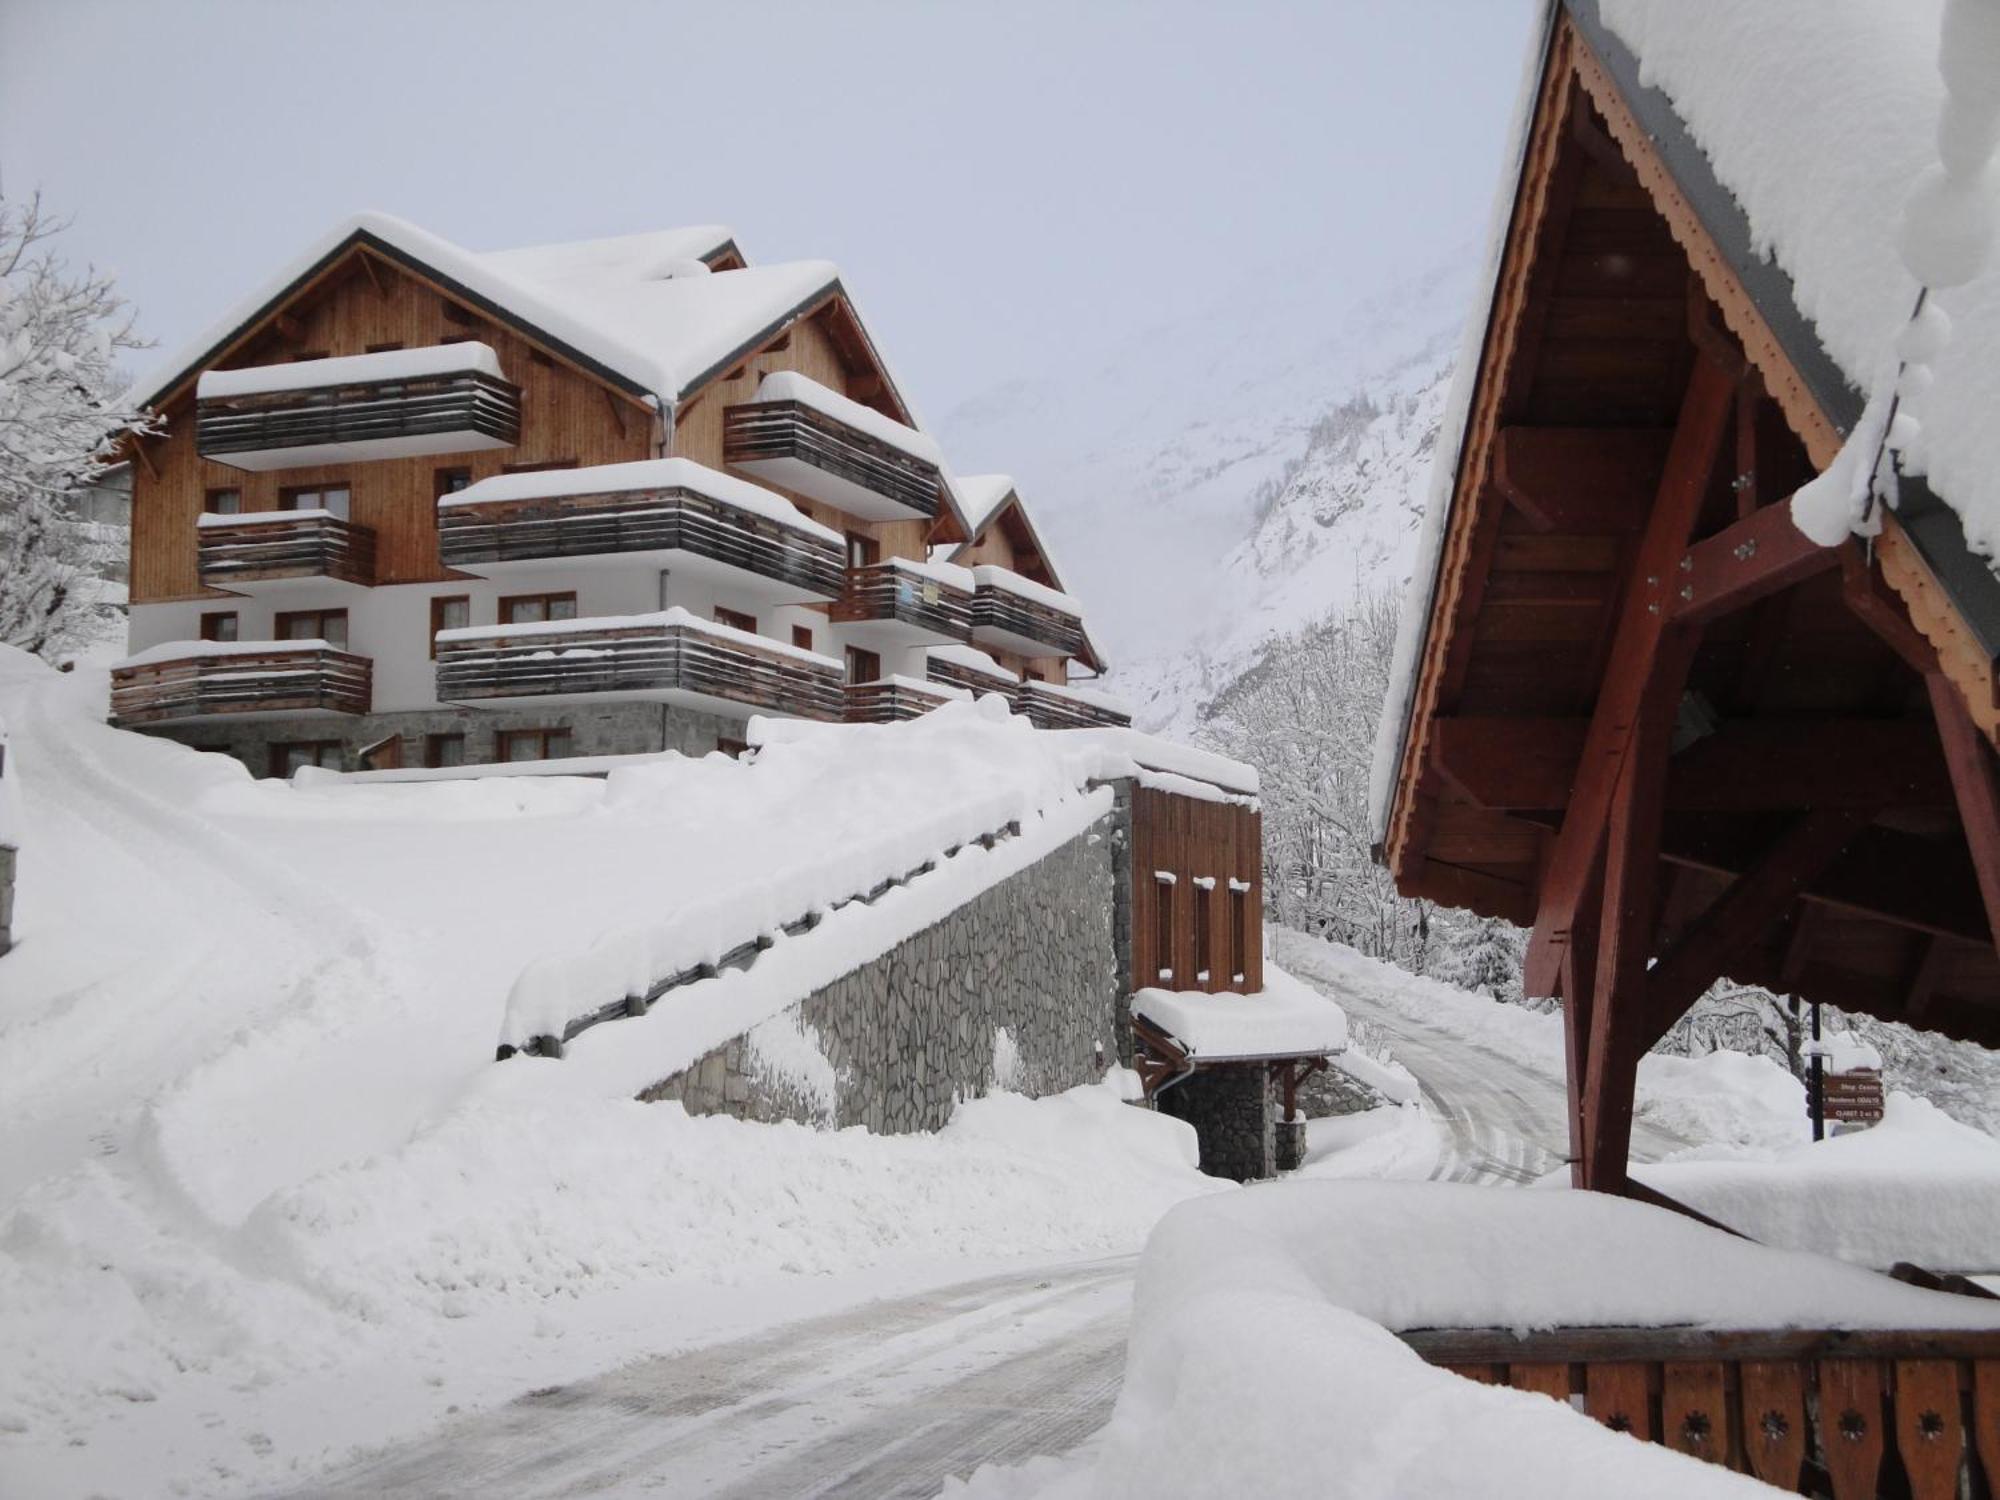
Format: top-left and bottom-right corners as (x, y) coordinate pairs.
(829, 557), (974, 644)
(843, 674), (971, 725)
(723, 372), (942, 523)
(969, 564), (1089, 660)
(196, 508), (376, 590)
(109, 640), (372, 726)
(1015, 677), (1132, 730)
(434, 607), (845, 720)
(437, 457), (844, 598)
(195, 342), (519, 470)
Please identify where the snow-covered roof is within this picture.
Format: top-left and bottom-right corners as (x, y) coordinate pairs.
(751, 371), (942, 466)
(953, 473), (1017, 539)
(439, 456), (842, 543)
(197, 341), (505, 400)
(970, 564), (1081, 616)
(1049, 726), (1261, 796)
(1134, 972), (1348, 1061)
(475, 225), (737, 286)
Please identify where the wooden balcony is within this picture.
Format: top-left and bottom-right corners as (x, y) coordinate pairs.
(196, 347), (519, 470)
(828, 560), (973, 647)
(110, 643), (372, 727)
(435, 613), (844, 721)
(437, 479), (844, 600)
(844, 676), (967, 724)
(1404, 1323), (2000, 1497)
(969, 568), (1090, 660)
(927, 650), (1018, 701)
(1015, 678), (1132, 730)
(196, 511), (376, 594)
(723, 401), (942, 523)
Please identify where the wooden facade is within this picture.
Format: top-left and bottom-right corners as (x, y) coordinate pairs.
(1129, 785), (1264, 994)
(1376, 4), (2000, 1194)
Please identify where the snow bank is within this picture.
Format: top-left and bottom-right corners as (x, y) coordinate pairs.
(951, 1183), (2000, 1500)
(1133, 968), (1347, 1061)
(196, 341), (503, 399)
(439, 455), (842, 543)
(752, 370), (942, 465)
(1639, 1093), (2000, 1272)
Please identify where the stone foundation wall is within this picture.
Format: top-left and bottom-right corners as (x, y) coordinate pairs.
(148, 700), (738, 777)
(641, 814), (1122, 1134)
(1160, 1063), (1275, 1181)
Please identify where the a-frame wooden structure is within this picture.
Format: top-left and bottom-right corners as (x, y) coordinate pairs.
(1377, 1), (2000, 1195)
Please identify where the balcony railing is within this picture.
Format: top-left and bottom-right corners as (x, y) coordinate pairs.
(1015, 678), (1133, 730)
(435, 611), (845, 721)
(196, 510), (377, 592)
(437, 472), (844, 600)
(926, 648), (1018, 701)
(110, 642), (372, 727)
(723, 401), (942, 523)
(844, 675), (969, 724)
(195, 344), (520, 470)
(828, 560), (973, 646)
(969, 566), (1090, 660)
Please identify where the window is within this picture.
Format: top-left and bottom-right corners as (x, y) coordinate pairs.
(435, 467), (472, 497)
(275, 608), (348, 650)
(1194, 882), (1213, 987)
(499, 592), (577, 626)
(281, 484), (350, 521)
(1155, 873), (1177, 984)
(204, 487), (242, 515)
(717, 736), (750, 759)
(496, 728), (571, 763)
(199, 611), (239, 643)
(424, 733), (466, 769)
(845, 531), (880, 570)
(365, 341), (405, 354)
(268, 740), (343, 778)
(429, 594), (469, 657)
(1230, 884), (1250, 984)
(791, 625), (815, 652)
(713, 605), (757, 635)
(845, 646), (880, 685)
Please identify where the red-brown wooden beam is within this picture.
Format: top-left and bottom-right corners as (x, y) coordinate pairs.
(1492, 426), (1670, 533)
(1928, 672), (2000, 962)
(1665, 500), (1845, 625)
(1524, 357), (1737, 1000)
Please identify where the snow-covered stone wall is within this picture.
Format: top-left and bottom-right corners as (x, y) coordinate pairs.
(640, 816), (1122, 1132)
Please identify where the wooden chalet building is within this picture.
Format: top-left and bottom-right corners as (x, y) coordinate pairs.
(111, 216), (1128, 775)
(1375, 1), (2000, 1198)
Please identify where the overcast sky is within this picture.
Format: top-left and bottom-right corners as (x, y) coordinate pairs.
(2, 0), (1536, 415)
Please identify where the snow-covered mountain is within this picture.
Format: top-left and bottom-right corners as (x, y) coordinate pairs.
(938, 246), (1473, 735)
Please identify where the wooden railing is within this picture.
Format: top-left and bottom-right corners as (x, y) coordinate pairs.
(971, 578), (1089, 659)
(722, 400), (942, 521)
(110, 645), (372, 726)
(1015, 679), (1131, 729)
(437, 486), (845, 599)
(197, 513), (377, 590)
(829, 561), (973, 643)
(436, 618), (845, 721)
(927, 656), (1017, 700)
(1404, 1325), (2000, 1497)
(844, 678), (959, 724)
(196, 369), (519, 462)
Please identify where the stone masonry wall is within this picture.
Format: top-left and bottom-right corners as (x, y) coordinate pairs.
(1160, 1063), (1275, 1181)
(641, 814), (1121, 1134)
(0, 842), (14, 959)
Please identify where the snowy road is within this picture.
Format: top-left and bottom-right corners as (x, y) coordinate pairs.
(284, 1257), (1131, 1499)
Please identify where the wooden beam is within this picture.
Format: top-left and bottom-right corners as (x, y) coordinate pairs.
(1491, 426), (1669, 533)
(1524, 356), (1736, 999)
(1667, 500), (1844, 625)
(1684, 277), (1748, 382)
(359, 251), (389, 299)
(1641, 810), (1867, 1044)
(272, 311), (306, 345)
(1928, 672), (2000, 960)
(1841, 548), (1939, 676)
(1904, 934), (1950, 1022)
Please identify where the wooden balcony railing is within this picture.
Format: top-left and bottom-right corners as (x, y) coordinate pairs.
(437, 483), (844, 599)
(828, 561), (973, 644)
(723, 400), (942, 522)
(110, 644), (372, 727)
(197, 511), (377, 591)
(844, 676), (966, 724)
(1404, 1324), (2000, 1497)
(435, 614), (845, 721)
(196, 364), (519, 469)
(1015, 678), (1132, 730)
(927, 654), (1017, 701)
(970, 570), (1090, 660)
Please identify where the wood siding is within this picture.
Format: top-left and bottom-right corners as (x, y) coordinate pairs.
(1129, 786), (1263, 994)
(131, 252), (651, 603)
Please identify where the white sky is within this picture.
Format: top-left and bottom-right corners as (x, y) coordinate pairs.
(1, 0), (1537, 417)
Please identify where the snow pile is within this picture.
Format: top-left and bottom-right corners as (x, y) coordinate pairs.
(438, 455), (843, 542)
(1811, 1030), (1885, 1074)
(752, 370), (942, 464)
(1133, 969), (1347, 1061)
(948, 1183), (2000, 1500)
(196, 340), (504, 399)
(1640, 1093), (2000, 1272)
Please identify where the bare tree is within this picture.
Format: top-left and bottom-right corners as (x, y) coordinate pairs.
(0, 190), (155, 659)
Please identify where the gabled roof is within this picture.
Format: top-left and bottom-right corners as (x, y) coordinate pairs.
(944, 474), (1106, 673)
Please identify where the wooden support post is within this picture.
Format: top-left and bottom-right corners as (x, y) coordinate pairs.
(1561, 852), (1601, 1187)
(1928, 672), (2000, 958)
(1525, 356), (1736, 999)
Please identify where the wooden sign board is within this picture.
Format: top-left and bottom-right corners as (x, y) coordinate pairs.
(1822, 1069), (1884, 1124)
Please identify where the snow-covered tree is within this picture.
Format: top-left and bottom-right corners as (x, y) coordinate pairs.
(0, 191), (154, 659)
(1434, 911), (1526, 1002)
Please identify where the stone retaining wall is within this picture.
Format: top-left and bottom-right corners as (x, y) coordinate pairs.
(641, 812), (1122, 1133)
